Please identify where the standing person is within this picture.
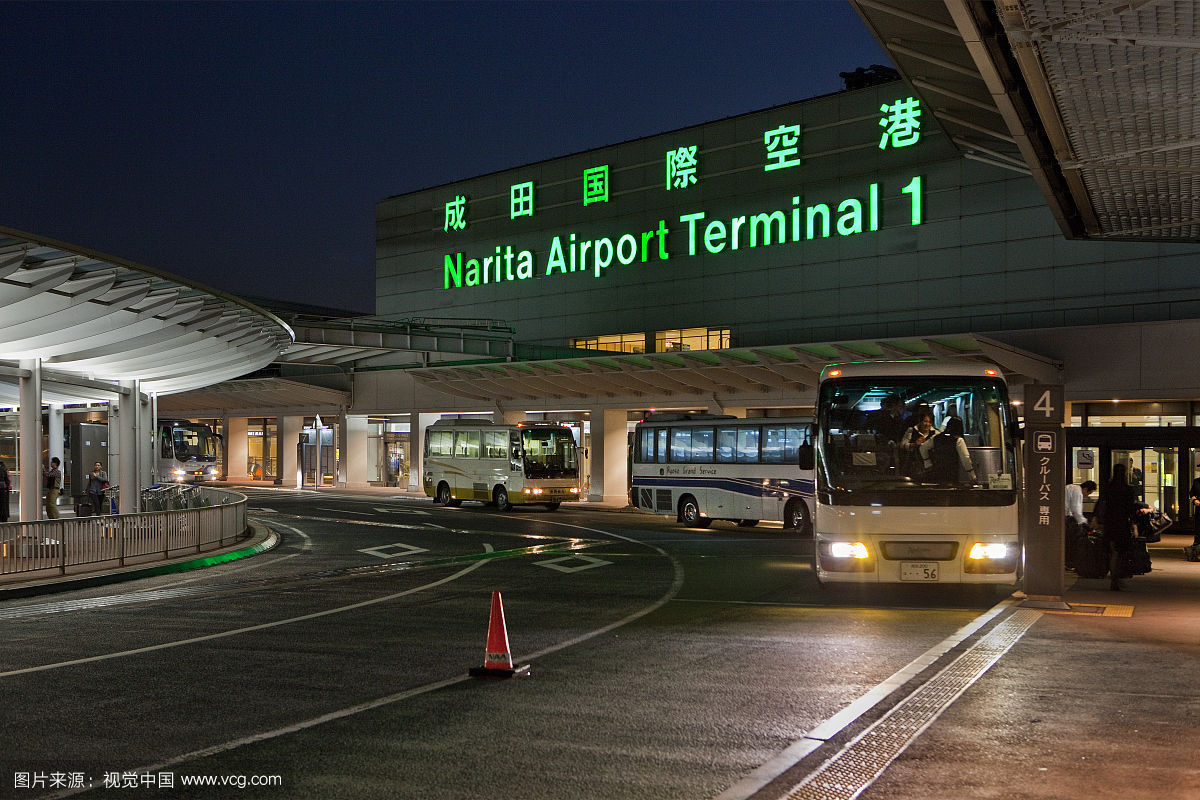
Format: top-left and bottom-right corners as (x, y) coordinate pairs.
(1189, 476), (1200, 546)
(43, 457), (63, 519)
(0, 460), (11, 523)
(1064, 480), (1097, 569)
(85, 461), (109, 516)
(898, 407), (937, 479)
(1099, 463), (1138, 591)
(919, 416), (978, 485)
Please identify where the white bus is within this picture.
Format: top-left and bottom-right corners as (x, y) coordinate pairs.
(811, 361), (1020, 584)
(156, 419), (223, 484)
(631, 413), (815, 531)
(423, 419), (581, 510)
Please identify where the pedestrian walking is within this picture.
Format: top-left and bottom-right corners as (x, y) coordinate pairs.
(0, 460), (11, 523)
(85, 461), (109, 516)
(43, 456), (62, 519)
(1098, 463), (1138, 591)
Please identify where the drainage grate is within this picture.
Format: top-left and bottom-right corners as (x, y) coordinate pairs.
(782, 608), (1042, 800)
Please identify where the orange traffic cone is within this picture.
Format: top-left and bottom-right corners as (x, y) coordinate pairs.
(469, 591), (531, 678)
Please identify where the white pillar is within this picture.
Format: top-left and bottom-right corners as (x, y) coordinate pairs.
(408, 412), (441, 493)
(342, 414), (369, 488)
(48, 404), (64, 499)
(225, 417), (249, 480)
(588, 408), (629, 506)
(277, 415), (302, 489)
(18, 359), (41, 521)
(116, 380), (140, 515)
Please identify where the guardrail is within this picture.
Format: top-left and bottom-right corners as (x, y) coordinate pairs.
(0, 486), (249, 578)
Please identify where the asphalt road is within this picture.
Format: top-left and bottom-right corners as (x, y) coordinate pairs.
(0, 489), (1017, 800)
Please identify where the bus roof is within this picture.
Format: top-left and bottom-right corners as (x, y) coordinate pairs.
(820, 360), (1004, 382)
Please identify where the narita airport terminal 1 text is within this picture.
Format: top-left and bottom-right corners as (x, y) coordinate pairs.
(442, 176), (922, 290)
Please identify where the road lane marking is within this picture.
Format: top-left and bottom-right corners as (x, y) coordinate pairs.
(535, 554), (612, 573)
(0, 545), (497, 679)
(357, 542), (430, 559)
(714, 598), (1021, 800)
(37, 520), (685, 799)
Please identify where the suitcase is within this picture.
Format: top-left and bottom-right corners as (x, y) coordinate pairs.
(1183, 544), (1200, 562)
(1126, 540), (1152, 575)
(1073, 532), (1109, 578)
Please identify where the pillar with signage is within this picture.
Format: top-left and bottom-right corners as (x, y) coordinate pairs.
(1022, 384), (1067, 605)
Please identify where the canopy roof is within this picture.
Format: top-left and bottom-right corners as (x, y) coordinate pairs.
(0, 226), (293, 404)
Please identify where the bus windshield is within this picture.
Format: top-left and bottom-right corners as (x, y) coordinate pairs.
(817, 376), (1014, 496)
(521, 427), (579, 480)
(170, 425), (218, 462)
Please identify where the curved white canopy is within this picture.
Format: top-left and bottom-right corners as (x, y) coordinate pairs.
(0, 226), (293, 404)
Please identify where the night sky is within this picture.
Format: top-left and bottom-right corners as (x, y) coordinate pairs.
(2, 1), (888, 314)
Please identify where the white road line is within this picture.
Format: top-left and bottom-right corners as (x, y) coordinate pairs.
(712, 597), (1020, 800)
(39, 521), (685, 800)
(0, 544), (496, 681)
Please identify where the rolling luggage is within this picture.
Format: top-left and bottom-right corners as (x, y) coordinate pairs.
(1073, 532), (1109, 578)
(1127, 540), (1152, 575)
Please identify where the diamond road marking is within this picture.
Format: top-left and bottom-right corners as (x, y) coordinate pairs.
(357, 542), (430, 559)
(535, 554), (612, 573)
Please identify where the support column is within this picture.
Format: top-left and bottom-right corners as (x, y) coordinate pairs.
(18, 359), (41, 521)
(224, 417), (249, 480)
(588, 408), (629, 506)
(116, 380), (140, 515)
(407, 412), (441, 493)
(341, 413), (369, 488)
(48, 405), (64, 502)
(495, 410), (525, 425)
(277, 415), (302, 489)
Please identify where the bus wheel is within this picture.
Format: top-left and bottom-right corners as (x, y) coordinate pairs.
(737, 519), (759, 528)
(784, 499), (812, 536)
(435, 482), (452, 506)
(545, 502), (561, 511)
(678, 496), (711, 528)
(494, 486), (513, 512)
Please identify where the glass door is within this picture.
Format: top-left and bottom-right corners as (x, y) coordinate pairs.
(1112, 446), (1178, 518)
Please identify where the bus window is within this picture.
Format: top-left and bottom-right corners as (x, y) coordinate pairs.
(670, 428), (692, 462)
(428, 429), (453, 457)
(716, 427), (737, 463)
(656, 429), (668, 464)
(691, 427), (715, 463)
(736, 427), (760, 463)
(482, 430), (507, 459)
(638, 428), (657, 463)
(454, 430), (480, 459)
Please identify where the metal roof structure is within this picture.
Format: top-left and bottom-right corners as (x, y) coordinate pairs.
(853, 0), (1200, 242)
(0, 226), (293, 405)
(410, 334), (1060, 404)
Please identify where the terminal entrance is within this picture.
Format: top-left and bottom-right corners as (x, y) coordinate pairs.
(1067, 432), (1200, 530)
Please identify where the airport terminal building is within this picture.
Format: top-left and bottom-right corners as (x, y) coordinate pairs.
(16, 3), (1197, 527)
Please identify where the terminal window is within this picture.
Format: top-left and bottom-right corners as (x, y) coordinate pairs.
(573, 332), (646, 353)
(656, 327), (730, 352)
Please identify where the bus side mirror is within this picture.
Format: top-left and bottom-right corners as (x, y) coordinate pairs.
(798, 443), (815, 470)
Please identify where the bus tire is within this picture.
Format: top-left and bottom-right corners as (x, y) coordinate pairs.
(784, 499), (812, 536)
(678, 495), (710, 528)
(737, 519), (759, 527)
(545, 502), (561, 511)
(494, 486), (513, 512)
(435, 482), (452, 506)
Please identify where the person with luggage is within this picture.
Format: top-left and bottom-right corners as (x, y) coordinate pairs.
(1064, 480), (1097, 570)
(85, 461), (109, 517)
(1099, 463), (1138, 590)
(1189, 477), (1200, 547)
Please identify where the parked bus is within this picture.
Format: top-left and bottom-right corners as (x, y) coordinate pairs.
(631, 413), (815, 531)
(423, 419), (581, 510)
(811, 361), (1019, 584)
(156, 419), (223, 483)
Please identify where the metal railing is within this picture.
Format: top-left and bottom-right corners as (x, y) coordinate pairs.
(0, 486), (249, 578)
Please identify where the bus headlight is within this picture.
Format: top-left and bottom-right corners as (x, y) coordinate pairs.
(830, 541), (870, 559)
(173, 469), (187, 476)
(968, 543), (1008, 560)
(964, 542), (1017, 574)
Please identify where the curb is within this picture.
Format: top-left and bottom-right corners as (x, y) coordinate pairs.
(0, 522), (279, 600)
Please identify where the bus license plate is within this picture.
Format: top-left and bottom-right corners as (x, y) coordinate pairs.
(901, 562), (939, 581)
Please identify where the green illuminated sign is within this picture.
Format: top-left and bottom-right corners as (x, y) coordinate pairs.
(443, 195), (467, 232)
(763, 124), (802, 171)
(583, 165), (609, 205)
(666, 146), (698, 190)
(442, 175), (923, 290)
(880, 97), (921, 149)
(510, 182), (534, 218)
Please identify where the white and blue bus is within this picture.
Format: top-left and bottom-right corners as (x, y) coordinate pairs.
(811, 361), (1020, 584)
(631, 413), (815, 531)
